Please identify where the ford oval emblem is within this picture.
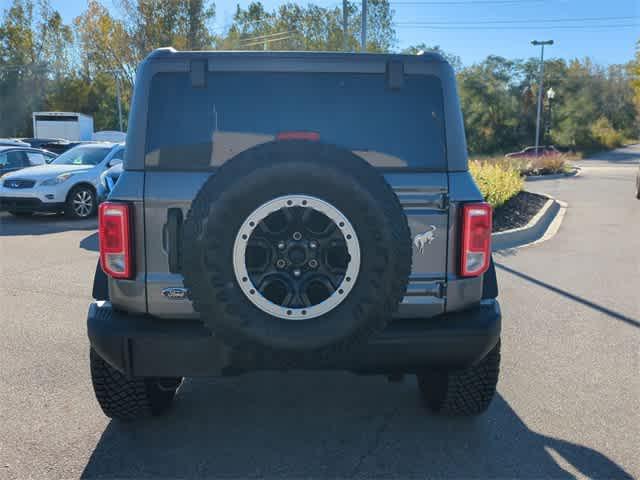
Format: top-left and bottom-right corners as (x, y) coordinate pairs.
(161, 287), (189, 300)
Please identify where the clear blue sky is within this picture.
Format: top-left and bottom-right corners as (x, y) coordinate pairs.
(8, 0), (638, 66)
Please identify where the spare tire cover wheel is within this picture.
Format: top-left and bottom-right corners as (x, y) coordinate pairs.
(181, 142), (412, 354)
(233, 195), (361, 321)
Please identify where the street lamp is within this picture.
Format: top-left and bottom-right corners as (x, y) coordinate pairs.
(546, 87), (555, 101)
(545, 87), (556, 144)
(531, 40), (553, 156)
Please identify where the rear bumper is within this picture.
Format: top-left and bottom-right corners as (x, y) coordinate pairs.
(88, 300), (501, 377)
(0, 196), (65, 212)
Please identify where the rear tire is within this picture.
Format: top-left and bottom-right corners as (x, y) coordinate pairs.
(8, 211), (33, 217)
(90, 349), (182, 421)
(65, 185), (96, 219)
(417, 340), (500, 416)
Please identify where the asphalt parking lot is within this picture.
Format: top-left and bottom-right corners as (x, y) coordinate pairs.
(1, 146), (638, 479)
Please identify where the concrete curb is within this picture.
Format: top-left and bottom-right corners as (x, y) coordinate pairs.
(492, 194), (567, 251)
(524, 167), (581, 182)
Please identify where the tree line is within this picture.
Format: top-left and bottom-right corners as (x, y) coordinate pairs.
(1, 0), (637, 154)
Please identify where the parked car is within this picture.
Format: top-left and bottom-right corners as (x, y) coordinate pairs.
(19, 138), (80, 155)
(0, 146), (56, 178)
(0, 142), (124, 218)
(505, 145), (561, 158)
(97, 160), (123, 202)
(88, 49), (501, 421)
(93, 131), (127, 143)
(0, 138), (30, 147)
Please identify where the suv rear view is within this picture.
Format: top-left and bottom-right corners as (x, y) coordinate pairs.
(88, 49), (500, 421)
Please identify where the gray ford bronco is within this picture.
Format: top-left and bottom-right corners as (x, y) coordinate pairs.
(88, 48), (501, 421)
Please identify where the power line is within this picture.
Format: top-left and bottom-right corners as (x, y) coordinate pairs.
(240, 36), (294, 48)
(237, 30), (295, 44)
(395, 15), (637, 25)
(395, 23), (637, 29)
(391, 0), (547, 5)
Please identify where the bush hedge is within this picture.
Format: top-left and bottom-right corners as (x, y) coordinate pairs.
(469, 160), (524, 208)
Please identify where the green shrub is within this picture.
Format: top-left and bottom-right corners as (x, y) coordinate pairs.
(469, 160), (523, 208)
(528, 154), (568, 175)
(589, 116), (625, 150)
(475, 154), (568, 176)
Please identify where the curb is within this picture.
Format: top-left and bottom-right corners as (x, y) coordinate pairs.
(524, 167), (581, 182)
(492, 194), (567, 251)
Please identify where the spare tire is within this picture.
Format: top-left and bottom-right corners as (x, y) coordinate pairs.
(181, 141), (411, 358)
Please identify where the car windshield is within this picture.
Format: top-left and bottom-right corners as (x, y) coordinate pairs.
(50, 145), (111, 166)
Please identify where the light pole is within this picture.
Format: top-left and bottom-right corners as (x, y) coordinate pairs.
(361, 0), (367, 51)
(106, 70), (124, 132)
(343, 0), (349, 51)
(531, 40), (553, 156)
(546, 87), (555, 144)
(114, 75), (123, 132)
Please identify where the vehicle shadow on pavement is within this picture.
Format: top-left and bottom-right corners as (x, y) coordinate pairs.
(79, 232), (99, 251)
(81, 373), (632, 479)
(0, 212), (96, 236)
(496, 262), (640, 329)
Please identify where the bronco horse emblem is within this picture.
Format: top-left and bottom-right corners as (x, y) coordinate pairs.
(413, 226), (437, 254)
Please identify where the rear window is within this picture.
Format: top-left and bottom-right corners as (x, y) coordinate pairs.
(146, 71), (446, 170)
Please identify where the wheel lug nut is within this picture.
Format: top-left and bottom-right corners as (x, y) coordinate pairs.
(308, 259), (318, 268)
(293, 269), (301, 277)
(278, 241), (286, 250)
(293, 232), (302, 241)
(276, 259), (286, 269)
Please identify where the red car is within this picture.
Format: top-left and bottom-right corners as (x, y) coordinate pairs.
(505, 145), (561, 158)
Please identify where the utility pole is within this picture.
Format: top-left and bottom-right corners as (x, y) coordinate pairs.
(106, 70), (124, 132)
(361, 0), (367, 51)
(343, 0), (348, 51)
(531, 40), (553, 156)
(115, 74), (123, 132)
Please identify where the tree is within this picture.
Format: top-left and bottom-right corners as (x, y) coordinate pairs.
(549, 58), (632, 150)
(0, 0), (72, 136)
(71, 0), (216, 131)
(44, 72), (129, 132)
(216, 1), (395, 52)
(631, 41), (640, 123)
(120, 0), (215, 54)
(457, 56), (520, 153)
(74, 1), (136, 87)
(75, 0), (216, 87)
(402, 43), (462, 71)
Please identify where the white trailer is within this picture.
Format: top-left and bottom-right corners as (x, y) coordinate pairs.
(32, 112), (94, 141)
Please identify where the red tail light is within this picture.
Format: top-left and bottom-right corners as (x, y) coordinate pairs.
(276, 131), (320, 142)
(99, 202), (133, 279)
(460, 203), (492, 277)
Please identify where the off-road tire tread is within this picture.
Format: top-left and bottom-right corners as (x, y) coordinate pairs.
(90, 349), (178, 421)
(417, 340), (500, 416)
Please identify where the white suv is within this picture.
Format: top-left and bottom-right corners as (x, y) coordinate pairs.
(0, 143), (123, 219)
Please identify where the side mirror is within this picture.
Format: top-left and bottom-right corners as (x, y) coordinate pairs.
(108, 158), (123, 168)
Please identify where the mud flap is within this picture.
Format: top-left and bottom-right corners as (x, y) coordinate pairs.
(92, 260), (109, 301)
(482, 257), (498, 299)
